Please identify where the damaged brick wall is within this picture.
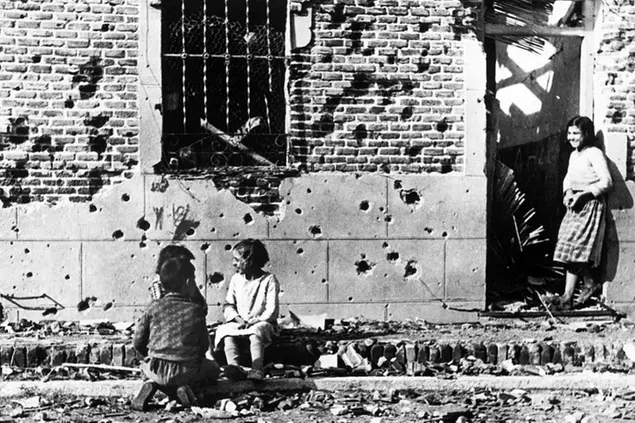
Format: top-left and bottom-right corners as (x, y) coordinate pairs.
(289, 0), (475, 173)
(597, 1), (635, 177)
(0, 0), (138, 206)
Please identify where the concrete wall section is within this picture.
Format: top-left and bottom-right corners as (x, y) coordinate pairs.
(0, 173), (487, 324)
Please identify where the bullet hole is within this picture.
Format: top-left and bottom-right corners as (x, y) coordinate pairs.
(208, 272), (224, 285)
(24, 248), (29, 254)
(436, 118), (449, 133)
(384, 215), (393, 223)
(77, 296), (96, 312)
(185, 227), (196, 236)
(136, 218), (151, 231)
(243, 213), (253, 224)
(130, 254), (135, 259)
(89, 204), (97, 213)
(406, 146), (423, 157)
(387, 251), (399, 262)
(121, 193), (130, 202)
(200, 243), (210, 251)
(379, 207), (384, 212)
(42, 307), (58, 316)
(219, 213), (224, 218)
(400, 189), (420, 205)
(612, 110), (624, 124)
(224, 244), (232, 251)
(322, 279), (327, 284)
(424, 227), (433, 234)
(309, 225), (322, 237)
(442, 231), (448, 238)
(295, 208), (302, 215)
(348, 296), (354, 302)
(400, 106), (414, 120)
(419, 22), (433, 32)
(353, 124), (368, 143)
(64, 96), (74, 108)
(404, 260), (418, 278)
(25, 272), (32, 278)
(418, 60), (431, 73)
(139, 242), (147, 248)
(359, 200), (370, 211)
(112, 230), (124, 239)
(103, 302), (113, 311)
(297, 248), (304, 255)
(382, 242), (389, 248)
(307, 188), (312, 194)
(355, 257), (376, 275)
(65, 275), (70, 280)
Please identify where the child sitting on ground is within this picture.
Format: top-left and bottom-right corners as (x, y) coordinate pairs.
(214, 239), (281, 381)
(132, 255), (220, 411)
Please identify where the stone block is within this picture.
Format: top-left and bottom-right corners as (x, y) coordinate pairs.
(486, 343), (498, 364)
(112, 343), (125, 366)
(89, 344), (100, 364)
(16, 174), (144, 241)
(124, 344), (141, 367)
(440, 343), (452, 363)
(99, 343), (113, 365)
(12, 346), (26, 367)
(26, 345), (46, 367)
(50, 346), (67, 366)
(0, 346), (13, 365)
(270, 174), (388, 240)
(328, 239), (444, 304)
(144, 175), (267, 241)
(445, 239), (486, 302)
(75, 343), (89, 363)
(0, 241), (81, 308)
(386, 175), (486, 239)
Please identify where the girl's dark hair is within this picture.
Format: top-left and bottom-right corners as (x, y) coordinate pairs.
(567, 115), (596, 149)
(159, 257), (193, 293)
(156, 244), (195, 274)
(233, 238), (269, 269)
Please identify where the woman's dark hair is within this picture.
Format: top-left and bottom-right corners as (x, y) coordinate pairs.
(156, 244), (195, 273)
(159, 257), (193, 293)
(233, 238), (269, 269)
(567, 115), (596, 149)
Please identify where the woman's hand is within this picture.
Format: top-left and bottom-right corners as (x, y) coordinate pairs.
(563, 190), (575, 208)
(569, 191), (592, 211)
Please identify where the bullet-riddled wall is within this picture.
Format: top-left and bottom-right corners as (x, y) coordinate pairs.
(0, 0), (486, 323)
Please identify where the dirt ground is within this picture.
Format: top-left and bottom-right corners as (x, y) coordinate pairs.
(1, 385), (635, 422)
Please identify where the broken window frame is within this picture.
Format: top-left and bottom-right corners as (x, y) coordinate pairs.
(484, 0), (597, 117)
(159, 0), (291, 172)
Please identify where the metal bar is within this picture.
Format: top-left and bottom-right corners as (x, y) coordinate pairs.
(201, 118), (275, 166)
(265, 0), (273, 131)
(224, 0), (230, 131)
(203, 0), (208, 120)
(246, 0), (251, 121)
(181, 0), (187, 129)
(485, 23), (586, 37)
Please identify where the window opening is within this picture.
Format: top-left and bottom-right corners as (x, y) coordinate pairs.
(161, 0), (289, 171)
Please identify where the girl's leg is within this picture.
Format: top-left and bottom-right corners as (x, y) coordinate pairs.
(561, 268), (579, 305)
(223, 336), (241, 366)
(248, 334), (265, 371)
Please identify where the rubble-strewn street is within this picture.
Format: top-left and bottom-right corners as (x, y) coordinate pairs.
(2, 385), (635, 422)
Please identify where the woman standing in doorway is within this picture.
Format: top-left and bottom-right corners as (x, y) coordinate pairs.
(554, 116), (613, 310)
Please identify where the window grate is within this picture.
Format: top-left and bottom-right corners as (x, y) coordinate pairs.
(161, 0), (288, 169)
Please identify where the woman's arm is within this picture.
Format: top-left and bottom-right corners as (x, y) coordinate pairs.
(587, 148), (613, 197)
(222, 278), (242, 323)
(250, 274), (280, 324)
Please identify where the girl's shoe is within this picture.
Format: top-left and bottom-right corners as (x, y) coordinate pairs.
(222, 364), (247, 381)
(246, 368), (264, 381)
(575, 283), (601, 307)
(131, 381), (157, 411)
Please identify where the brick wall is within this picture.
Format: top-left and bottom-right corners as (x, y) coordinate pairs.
(0, 0), (139, 206)
(596, 1), (635, 178)
(289, 0), (475, 174)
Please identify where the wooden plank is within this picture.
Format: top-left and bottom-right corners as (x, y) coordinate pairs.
(485, 23), (586, 37)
